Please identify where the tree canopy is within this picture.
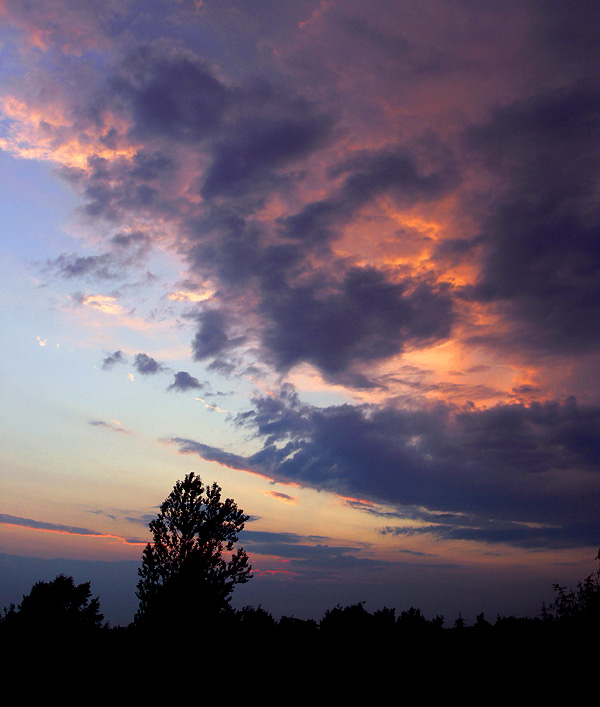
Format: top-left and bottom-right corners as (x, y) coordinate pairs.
(551, 548), (600, 627)
(1, 574), (104, 634)
(135, 472), (252, 630)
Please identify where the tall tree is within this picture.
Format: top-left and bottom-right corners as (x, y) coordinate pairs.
(135, 472), (252, 630)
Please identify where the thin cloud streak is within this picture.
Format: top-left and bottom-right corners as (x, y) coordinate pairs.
(0, 514), (146, 545)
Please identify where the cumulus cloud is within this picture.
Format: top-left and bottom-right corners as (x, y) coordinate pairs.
(110, 43), (229, 145)
(260, 267), (454, 375)
(167, 371), (203, 392)
(133, 353), (167, 375)
(191, 310), (242, 361)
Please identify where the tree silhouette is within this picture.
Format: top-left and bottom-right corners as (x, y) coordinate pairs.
(1, 574), (104, 635)
(135, 472), (252, 630)
(551, 548), (600, 627)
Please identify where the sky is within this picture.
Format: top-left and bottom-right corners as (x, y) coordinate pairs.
(1, 0), (599, 627)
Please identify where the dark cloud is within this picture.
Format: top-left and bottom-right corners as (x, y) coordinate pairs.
(187, 214), (265, 287)
(0, 513), (144, 546)
(60, 153), (177, 222)
(1, 513), (101, 536)
(280, 147), (456, 246)
(170, 437), (258, 473)
(240, 529), (381, 567)
(44, 229), (152, 285)
(167, 371), (203, 392)
(101, 350), (127, 370)
(381, 519), (599, 550)
(191, 309), (242, 361)
(201, 111), (333, 199)
(466, 88), (600, 353)
(186, 144), (458, 378)
(171, 387), (600, 549)
(133, 353), (167, 375)
(109, 228), (152, 255)
(110, 43), (229, 144)
(260, 267), (454, 375)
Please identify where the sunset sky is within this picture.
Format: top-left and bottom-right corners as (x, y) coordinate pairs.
(2, 0), (599, 626)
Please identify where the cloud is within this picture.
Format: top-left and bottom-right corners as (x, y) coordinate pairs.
(101, 350), (127, 370)
(169, 387), (600, 549)
(0, 513), (100, 536)
(71, 293), (123, 315)
(464, 88), (600, 354)
(0, 0), (113, 54)
(240, 529), (379, 567)
(44, 230), (152, 282)
(110, 43), (229, 144)
(260, 267), (455, 375)
(264, 490), (298, 504)
(200, 109), (333, 199)
(191, 309), (242, 361)
(170, 437), (262, 475)
(381, 520), (598, 550)
(167, 371), (203, 392)
(88, 419), (131, 434)
(0, 513), (144, 544)
(45, 252), (118, 279)
(133, 353), (167, 375)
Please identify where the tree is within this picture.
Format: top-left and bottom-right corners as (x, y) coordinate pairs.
(551, 548), (600, 627)
(1, 574), (104, 635)
(320, 602), (374, 635)
(135, 472), (252, 630)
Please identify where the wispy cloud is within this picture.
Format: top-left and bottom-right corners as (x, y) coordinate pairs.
(88, 419), (132, 435)
(0, 513), (145, 545)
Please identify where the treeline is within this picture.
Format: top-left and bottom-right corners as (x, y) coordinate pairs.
(1, 566), (598, 643)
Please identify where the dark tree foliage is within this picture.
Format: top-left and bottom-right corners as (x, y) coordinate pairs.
(320, 601), (374, 634)
(397, 606), (429, 633)
(236, 604), (277, 632)
(135, 472), (251, 630)
(551, 548), (600, 627)
(1, 574), (104, 634)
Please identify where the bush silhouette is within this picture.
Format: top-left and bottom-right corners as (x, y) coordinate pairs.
(2, 574), (104, 635)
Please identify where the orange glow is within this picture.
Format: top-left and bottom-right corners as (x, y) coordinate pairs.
(168, 289), (214, 303)
(338, 494), (376, 507)
(0, 97), (138, 168)
(0, 518), (146, 546)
